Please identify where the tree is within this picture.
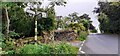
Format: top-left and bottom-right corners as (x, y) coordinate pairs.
(68, 12), (79, 22)
(1, 2), (19, 37)
(79, 14), (92, 31)
(1, 2), (36, 38)
(68, 22), (86, 35)
(9, 7), (34, 37)
(46, 0), (67, 41)
(94, 2), (120, 33)
(65, 12), (93, 34)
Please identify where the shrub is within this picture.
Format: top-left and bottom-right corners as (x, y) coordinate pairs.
(17, 43), (78, 55)
(10, 17), (35, 37)
(9, 31), (20, 38)
(5, 38), (14, 50)
(37, 17), (56, 35)
(90, 29), (97, 33)
(9, 7), (35, 37)
(54, 43), (78, 54)
(77, 32), (87, 41)
(0, 32), (6, 49)
(18, 44), (42, 54)
(0, 33), (15, 54)
(6, 50), (15, 54)
(17, 44), (53, 54)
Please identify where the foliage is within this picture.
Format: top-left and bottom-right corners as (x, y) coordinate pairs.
(17, 44), (43, 54)
(1, 2), (63, 37)
(0, 2), (19, 9)
(0, 33), (14, 52)
(6, 50), (15, 54)
(94, 2), (120, 34)
(56, 18), (65, 29)
(77, 32), (87, 41)
(8, 31), (20, 38)
(53, 42), (78, 54)
(68, 12), (79, 22)
(90, 29), (97, 33)
(9, 6), (34, 37)
(0, 35), (15, 54)
(98, 13), (110, 33)
(2, 2), (55, 37)
(17, 43), (78, 54)
(1, 2), (23, 38)
(0, 32), (6, 49)
(66, 12), (93, 32)
(89, 24), (96, 30)
(68, 22), (86, 35)
(37, 17), (56, 34)
(4, 38), (14, 51)
(82, 19), (91, 31)
(1, 2), (34, 37)
(46, 7), (57, 30)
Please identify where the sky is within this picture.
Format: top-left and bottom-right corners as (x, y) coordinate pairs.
(54, 0), (101, 33)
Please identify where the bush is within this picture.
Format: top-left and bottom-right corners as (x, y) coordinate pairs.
(90, 29), (97, 33)
(0, 32), (6, 49)
(0, 33), (15, 54)
(5, 38), (14, 50)
(18, 44), (42, 54)
(9, 7), (35, 37)
(9, 31), (20, 38)
(17, 43), (78, 55)
(37, 17), (56, 35)
(10, 17), (35, 37)
(54, 43), (78, 54)
(6, 50), (15, 54)
(77, 32), (87, 41)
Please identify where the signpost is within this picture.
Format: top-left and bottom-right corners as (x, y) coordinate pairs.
(35, 12), (47, 42)
(24, 2), (47, 43)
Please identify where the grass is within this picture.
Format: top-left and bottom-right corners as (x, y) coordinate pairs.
(15, 42), (79, 54)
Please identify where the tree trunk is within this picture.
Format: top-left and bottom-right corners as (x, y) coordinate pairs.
(5, 8), (10, 37)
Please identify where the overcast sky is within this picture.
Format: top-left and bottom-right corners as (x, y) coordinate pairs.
(54, 0), (101, 33)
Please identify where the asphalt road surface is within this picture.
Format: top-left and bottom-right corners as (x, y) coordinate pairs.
(80, 33), (119, 55)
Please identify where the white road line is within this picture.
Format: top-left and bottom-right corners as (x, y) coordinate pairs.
(81, 44), (84, 46)
(83, 40), (85, 43)
(79, 40), (86, 54)
(79, 47), (82, 50)
(80, 51), (86, 54)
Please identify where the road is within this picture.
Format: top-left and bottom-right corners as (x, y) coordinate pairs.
(80, 33), (119, 55)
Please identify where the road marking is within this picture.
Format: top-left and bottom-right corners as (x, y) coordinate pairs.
(79, 47), (82, 51)
(83, 40), (85, 43)
(80, 51), (86, 54)
(79, 40), (86, 54)
(81, 44), (84, 46)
